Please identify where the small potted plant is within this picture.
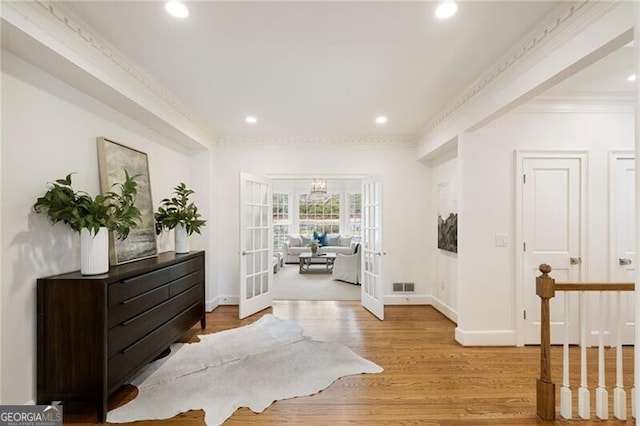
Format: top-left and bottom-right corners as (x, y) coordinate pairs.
(308, 239), (320, 255)
(33, 171), (141, 275)
(154, 182), (206, 253)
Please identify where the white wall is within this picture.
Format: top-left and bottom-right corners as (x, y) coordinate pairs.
(0, 51), (207, 404)
(426, 149), (458, 322)
(456, 103), (634, 345)
(188, 149), (217, 309)
(215, 143), (430, 305)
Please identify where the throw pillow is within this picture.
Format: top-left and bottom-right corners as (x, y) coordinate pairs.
(300, 235), (312, 246)
(339, 235), (353, 247)
(313, 231), (328, 246)
(288, 235), (302, 247)
(327, 233), (341, 246)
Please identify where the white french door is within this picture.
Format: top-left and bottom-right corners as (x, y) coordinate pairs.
(610, 152), (635, 343)
(239, 173), (273, 319)
(520, 154), (585, 345)
(361, 176), (384, 320)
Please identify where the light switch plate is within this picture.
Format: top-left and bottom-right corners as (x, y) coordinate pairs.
(495, 234), (508, 247)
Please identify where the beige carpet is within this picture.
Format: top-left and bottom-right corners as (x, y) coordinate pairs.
(273, 263), (360, 301)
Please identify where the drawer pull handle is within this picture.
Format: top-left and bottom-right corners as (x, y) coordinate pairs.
(121, 282), (171, 305)
(121, 286), (201, 326)
(122, 301), (200, 354)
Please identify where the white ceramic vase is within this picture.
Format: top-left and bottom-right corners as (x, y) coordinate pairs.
(80, 227), (109, 275)
(174, 223), (190, 254)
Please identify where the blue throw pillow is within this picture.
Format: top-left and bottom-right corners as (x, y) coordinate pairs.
(313, 231), (328, 246)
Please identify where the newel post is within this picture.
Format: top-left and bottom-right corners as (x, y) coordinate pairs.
(536, 263), (556, 420)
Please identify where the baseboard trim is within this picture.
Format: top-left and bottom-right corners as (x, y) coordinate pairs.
(206, 298), (219, 312)
(217, 295), (240, 305)
(384, 294), (431, 305)
(429, 296), (457, 323)
(455, 327), (516, 346)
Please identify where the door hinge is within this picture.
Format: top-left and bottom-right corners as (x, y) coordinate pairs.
(523, 242), (526, 252)
(523, 174), (526, 184)
(524, 310), (527, 320)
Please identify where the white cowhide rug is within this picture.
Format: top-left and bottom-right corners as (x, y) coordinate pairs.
(107, 314), (383, 425)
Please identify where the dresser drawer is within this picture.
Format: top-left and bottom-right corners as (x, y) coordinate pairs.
(108, 284), (170, 329)
(108, 301), (202, 390)
(168, 257), (203, 281)
(169, 270), (203, 297)
(109, 267), (174, 307)
(108, 285), (201, 357)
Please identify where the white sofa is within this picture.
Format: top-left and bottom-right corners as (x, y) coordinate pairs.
(283, 234), (355, 263)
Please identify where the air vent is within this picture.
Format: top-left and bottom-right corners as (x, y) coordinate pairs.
(392, 282), (415, 292)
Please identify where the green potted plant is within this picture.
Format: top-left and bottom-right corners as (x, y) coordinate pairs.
(33, 171), (141, 275)
(154, 182), (206, 253)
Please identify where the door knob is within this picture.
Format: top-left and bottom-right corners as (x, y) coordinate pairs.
(570, 257), (582, 265)
(241, 250), (249, 256)
(619, 258), (633, 266)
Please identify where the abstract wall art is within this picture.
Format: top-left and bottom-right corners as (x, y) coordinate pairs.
(437, 182), (458, 253)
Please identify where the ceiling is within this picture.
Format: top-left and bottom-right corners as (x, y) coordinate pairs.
(59, 1), (567, 140)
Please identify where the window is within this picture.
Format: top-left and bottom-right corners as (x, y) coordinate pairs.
(298, 194), (340, 235)
(347, 193), (362, 242)
(272, 193), (289, 252)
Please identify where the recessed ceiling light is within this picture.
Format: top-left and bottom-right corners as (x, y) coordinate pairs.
(435, 1), (458, 20)
(628, 74), (636, 82)
(245, 116), (257, 124)
(375, 116), (388, 124)
(165, 1), (189, 18)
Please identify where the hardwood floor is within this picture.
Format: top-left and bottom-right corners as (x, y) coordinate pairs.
(64, 301), (634, 425)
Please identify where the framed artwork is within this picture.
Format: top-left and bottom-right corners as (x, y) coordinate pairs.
(97, 137), (158, 265)
(437, 182), (458, 253)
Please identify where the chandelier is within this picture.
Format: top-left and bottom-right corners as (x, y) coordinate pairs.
(310, 178), (327, 197)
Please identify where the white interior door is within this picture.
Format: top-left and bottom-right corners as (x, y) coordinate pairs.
(610, 153), (635, 343)
(239, 173), (273, 319)
(522, 155), (584, 344)
(361, 176), (384, 320)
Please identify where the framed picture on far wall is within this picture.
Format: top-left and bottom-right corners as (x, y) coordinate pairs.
(437, 182), (458, 253)
(97, 137), (158, 265)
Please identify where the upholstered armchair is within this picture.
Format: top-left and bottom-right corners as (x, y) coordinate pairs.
(332, 243), (361, 285)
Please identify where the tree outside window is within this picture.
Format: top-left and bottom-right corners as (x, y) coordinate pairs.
(299, 194), (340, 235)
(348, 193), (362, 242)
(272, 193), (289, 251)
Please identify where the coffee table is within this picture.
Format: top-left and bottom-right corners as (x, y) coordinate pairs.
(298, 252), (337, 274)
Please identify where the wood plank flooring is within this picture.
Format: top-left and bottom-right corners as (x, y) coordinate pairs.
(64, 301), (634, 425)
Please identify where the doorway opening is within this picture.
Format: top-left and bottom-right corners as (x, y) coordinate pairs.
(271, 177), (362, 302)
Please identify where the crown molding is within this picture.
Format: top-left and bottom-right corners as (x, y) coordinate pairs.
(518, 92), (633, 113)
(216, 135), (417, 150)
(1, 0), (215, 149)
(416, 0), (617, 139)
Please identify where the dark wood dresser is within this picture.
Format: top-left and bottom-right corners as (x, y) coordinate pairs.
(36, 251), (206, 422)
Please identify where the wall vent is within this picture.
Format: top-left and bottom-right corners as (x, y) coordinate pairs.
(392, 282), (415, 292)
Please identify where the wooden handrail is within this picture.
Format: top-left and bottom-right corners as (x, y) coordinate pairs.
(535, 264), (635, 420)
(555, 283), (634, 292)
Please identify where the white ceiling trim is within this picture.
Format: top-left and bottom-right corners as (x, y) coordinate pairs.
(416, 0), (612, 138)
(2, 0), (214, 149)
(216, 135), (416, 150)
(518, 92), (633, 113)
